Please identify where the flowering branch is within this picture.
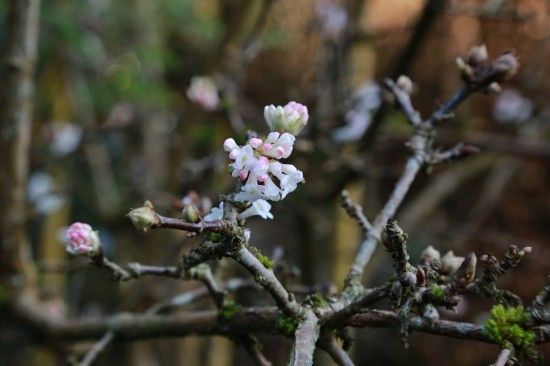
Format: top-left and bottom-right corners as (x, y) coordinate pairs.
(14, 46), (550, 366)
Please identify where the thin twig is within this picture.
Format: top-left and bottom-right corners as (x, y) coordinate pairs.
(77, 331), (114, 366)
(493, 348), (512, 366)
(319, 336), (355, 366)
(345, 85), (478, 287)
(340, 190), (372, 232)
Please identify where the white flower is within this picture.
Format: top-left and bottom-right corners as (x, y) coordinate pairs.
(204, 202), (224, 222)
(186, 76), (219, 111)
(268, 162), (304, 199)
(236, 173), (281, 202)
(264, 101), (308, 135)
(238, 199), (273, 220)
(228, 144), (256, 179)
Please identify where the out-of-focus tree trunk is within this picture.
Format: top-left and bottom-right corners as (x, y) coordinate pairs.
(0, 0), (41, 291)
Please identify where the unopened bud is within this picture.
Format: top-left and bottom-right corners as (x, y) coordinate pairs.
(452, 252), (477, 287)
(486, 82), (502, 94)
(467, 45), (489, 67)
(456, 57), (474, 82)
(421, 245), (441, 264)
(402, 271), (417, 287)
(383, 218), (408, 251)
(127, 200), (159, 232)
(396, 75), (413, 95)
(183, 204), (201, 223)
(65, 222), (102, 257)
(492, 52), (519, 82)
(441, 251), (464, 275)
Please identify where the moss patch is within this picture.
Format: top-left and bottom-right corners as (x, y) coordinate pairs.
(305, 293), (327, 308)
(250, 246), (274, 269)
(219, 300), (239, 321)
(483, 305), (537, 360)
(208, 232), (223, 243)
(276, 315), (299, 337)
(430, 284), (444, 301)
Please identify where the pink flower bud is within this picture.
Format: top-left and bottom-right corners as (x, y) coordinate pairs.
(258, 156), (269, 167)
(249, 138), (262, 149)
(261, 143), (273, 151)
(65, 222), (101, 256)
(276, 146), (285, 157)
(239, 169), (249, 181)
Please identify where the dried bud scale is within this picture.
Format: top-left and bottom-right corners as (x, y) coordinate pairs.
(451, 253), (477, 290)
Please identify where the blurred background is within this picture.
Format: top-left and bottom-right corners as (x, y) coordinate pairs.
(1, 0), (549, 365)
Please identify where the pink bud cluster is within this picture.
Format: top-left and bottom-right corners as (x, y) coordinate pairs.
(222, 101), (307, 202)
(64, 222), (101, 256)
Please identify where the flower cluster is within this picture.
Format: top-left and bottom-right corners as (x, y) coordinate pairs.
(64, 222), (101, 256)
(223, 101), (308, 203)
(186, 76), (219, 111)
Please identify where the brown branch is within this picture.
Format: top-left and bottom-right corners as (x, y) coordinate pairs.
(147, 278), (254, 314)
(12, 297), (550, 345)
(90, 255), (180, 282)
(469, 245), (530, 305)
(323, 285), (388, 326)
(156, 214), (227, 233)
